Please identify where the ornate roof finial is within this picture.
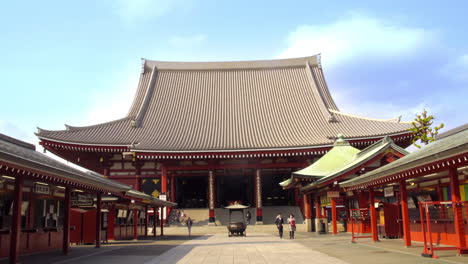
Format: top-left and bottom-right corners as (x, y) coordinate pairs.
(334, 134), (350, 146)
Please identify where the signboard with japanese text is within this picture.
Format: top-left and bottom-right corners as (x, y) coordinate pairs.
(384, 186), (394, 197)
(327, 191), (340, 198)
(71, 193), (94, 207)
(35, 184), (50, 195)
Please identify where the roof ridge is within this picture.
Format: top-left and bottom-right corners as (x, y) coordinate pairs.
(329, 109), (408, 123)
(144, 55), (321, 71)
(304, 61), (335, 122)
(132, 66), (159, 128)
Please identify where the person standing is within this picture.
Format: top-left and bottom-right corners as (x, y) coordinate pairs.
(246, 211), (251, 225)
(287, 213), (296, 239)
(186, 217), (193, 236)
(275, 213), (284, 239)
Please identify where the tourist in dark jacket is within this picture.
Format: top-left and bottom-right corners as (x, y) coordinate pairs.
(275, 213), (284, 239)
(186, 217), (193, 236)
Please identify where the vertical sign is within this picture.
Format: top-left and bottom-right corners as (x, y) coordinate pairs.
(158, 194), (167, 220)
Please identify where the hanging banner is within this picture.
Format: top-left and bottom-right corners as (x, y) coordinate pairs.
(384, 186), (394, 197)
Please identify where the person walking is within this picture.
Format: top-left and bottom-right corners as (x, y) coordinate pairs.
(287, 213), (296, 239)
(186, 217), (193, 236)
(275, 213), (284, 239)
(246, 210), (251, 225)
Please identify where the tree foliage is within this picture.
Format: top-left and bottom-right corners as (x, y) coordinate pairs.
(409, 109), (444, 148)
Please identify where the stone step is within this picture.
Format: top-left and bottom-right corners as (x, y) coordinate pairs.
(162, 223), (308, 235)
(169, 206), (304, 226)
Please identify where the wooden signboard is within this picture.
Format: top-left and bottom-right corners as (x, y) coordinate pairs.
(384, 186), (394, 197)
(71, 194), (94, 207)
(327, 191), (340, 198)
(35, 184), (50, 195)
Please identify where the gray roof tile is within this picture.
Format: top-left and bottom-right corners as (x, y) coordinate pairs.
(37, 55), (412, 152)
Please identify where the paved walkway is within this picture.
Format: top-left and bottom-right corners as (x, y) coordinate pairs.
(144, 233), (348, 264)
(2, 230), (467, 264)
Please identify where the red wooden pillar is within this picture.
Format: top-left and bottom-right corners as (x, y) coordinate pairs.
(399, 181), (411, 247)
(255, 169), (263, 224)
(369, 189), (379, 241)
(160, 208), (164, 236)
(331, 197), (338, 235)
(133, 209), (138, 240)
(153, 207), (157, 237)
(161, 165), (167, 225)
(135, 165), (142, 191)
(303, 194), (311, 219)
(161, 165), (167, 193)
(449, 167), (467, 253)
(437, 186), (444, 201)
(303, 194), (312, 232)
(107, 205), (115, 241)
(95, 193), (102, 248)
(170, 175), (176, 202)
(144, 205), (149, 238)
(63, 187), (71, 254)
(9, 175), (23, 264)
(315, 195), (322, 218)
(208, 170), (216, 225)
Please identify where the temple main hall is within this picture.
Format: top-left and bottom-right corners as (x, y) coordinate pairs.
(36, 55), (413, 224)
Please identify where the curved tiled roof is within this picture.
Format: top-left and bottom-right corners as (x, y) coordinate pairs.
(37, 55), (412, 152)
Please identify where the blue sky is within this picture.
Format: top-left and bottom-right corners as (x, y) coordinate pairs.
(1, 0), (467, 149)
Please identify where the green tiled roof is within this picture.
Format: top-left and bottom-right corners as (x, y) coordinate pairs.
(300, 136), (408, 192)
(294, 134), (360, 178)
(341, 125), (468, 188)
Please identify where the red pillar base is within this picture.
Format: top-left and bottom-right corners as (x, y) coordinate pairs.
(256, 208), (263, 224)
(208, 209), (215, 225)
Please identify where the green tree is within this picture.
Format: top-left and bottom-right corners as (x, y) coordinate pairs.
(409, 109), (444, 148)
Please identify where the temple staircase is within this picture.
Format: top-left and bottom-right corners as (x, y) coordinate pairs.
(168, 206), (304, 227)
(168, 208), (209, 226)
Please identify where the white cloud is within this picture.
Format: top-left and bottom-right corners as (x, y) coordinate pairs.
(169, 34), (206, 47)
(112, 0), (180, 23)
(278, 14), (435, 67)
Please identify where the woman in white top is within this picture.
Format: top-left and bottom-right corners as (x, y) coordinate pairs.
(287, 213), (296, 239)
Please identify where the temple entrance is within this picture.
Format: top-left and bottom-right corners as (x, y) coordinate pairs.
(217, 169), (252, 207)
(262, 170), (294, 206)
(176, 176), (207, 208)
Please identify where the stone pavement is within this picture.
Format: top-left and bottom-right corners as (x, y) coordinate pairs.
(2, 229), (467, 264)
(144, 233), (348, 264)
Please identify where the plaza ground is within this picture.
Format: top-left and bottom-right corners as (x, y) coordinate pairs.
(2, 226), (468, 264)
